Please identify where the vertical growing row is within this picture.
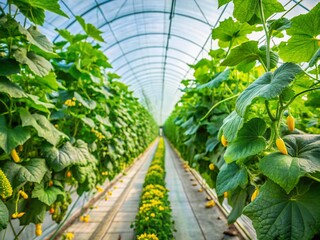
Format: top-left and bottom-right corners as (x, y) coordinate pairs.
(0, 0), (158, 238)
(164, 1), (320, 240)
(132, 138), (175, 240)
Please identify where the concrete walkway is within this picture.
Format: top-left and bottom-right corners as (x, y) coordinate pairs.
(164, 139), (241, 240)
(61, 141), (157, 240)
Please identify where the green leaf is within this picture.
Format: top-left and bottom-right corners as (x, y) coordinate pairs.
(236, 63), (302, 117)
(25, 94), (55, 113)
(33, 72), (60, 91)
(228, 187), (247, 224)
(27, 26), (54, 53)
(221, 41), (278, 68)
(219, 111), (244, 142)
(268, 18), (291, 34)
(197, 69), (231, 90)
(81, 117), (96, 128)
(20, 109), (66, 146)
(32, 183), (64, 206)
(224, 118), (266, 163)
(0, 200), (9, 231)
(305, 91), (320, 108)
(309, 49), (320, 67)
(19, 199), (47, 225)
(96, 115), (112, 127)
(13, 49), (53, 77)
(216, 162), (248, 196)
(205, 137), (219, 153)
(212, 18), (262, 46)
(260, 134), (320, 193)
(279, 3), (320, 63)
(243, 180), (320, 240)
(56, 29), (87, 44)
(42, 140), (94, 171)
(3, 158), (47, 188)
(12, 0), (68, 25)
(0, 59), (20, 76)
(74, 92), (96, 110)
(75, 16), (104, 42)
(232, 0), (284, 23)
(218, 0), (231, 7)
(0, 77), (28, 98)
(0, 116), (31, 153)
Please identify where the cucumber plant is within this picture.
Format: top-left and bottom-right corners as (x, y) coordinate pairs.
(0, 0), (158, 238)
(164, 1), (320, 239)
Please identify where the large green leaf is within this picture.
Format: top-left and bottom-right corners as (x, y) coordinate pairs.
(81, 117), (96, 128)
(32, 182), (64, 206)
(279, 3), (320, 63)
(75, 16), (104, 42)
(216, 162), (248, 196)
(224, 118), (266, 163)
(219, 111), (244, 142)
(0, 200), (9, 231)
(0, 77), (28, 98)
(19, 199), (47, 225)
(235, 63), (301, 117)
(25, 94), (55, 113)
(42, 140), (94, 171)
(3, 158), (47, 188)
(13, 49), (53, 77)
(0, 116), (31, 153)
(27, 26), (54, 52)
(20, 109), (67, 146)
(74, 92), (96, 110)
(260, 134), (320, 193)
(197, 69), (231, 90)
(221, 41), (278, 68)
(212, 18), (261, 46)
(96, 115), (112, 127)
(232, 0), (284, 23)
(244, 180), (320, 240)
(228, 187), (247, 224)
(12, 0), (68, 25)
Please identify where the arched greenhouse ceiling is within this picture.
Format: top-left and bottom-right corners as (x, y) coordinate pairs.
(2, 0), (317, 124)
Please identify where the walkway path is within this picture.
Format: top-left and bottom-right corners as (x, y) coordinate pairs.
(60, 139), (244, 240)
(164, 139), (241, 240)
(61, 140), (157, 240)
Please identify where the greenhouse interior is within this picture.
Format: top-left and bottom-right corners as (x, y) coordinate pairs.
(0, 0), (319, 239)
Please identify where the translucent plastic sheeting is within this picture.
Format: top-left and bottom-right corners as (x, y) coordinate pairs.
(0, 0), (317, 124)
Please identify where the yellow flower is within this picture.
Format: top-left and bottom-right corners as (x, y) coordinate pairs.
(108, 191), (112, 196)
(209, 163), (215, 171)
(159, 206), (165, 211)
(150, 213), (155, 217)
(65, 232), (74, 240)
(95, 186), (103, 192)
(205, 200), (215, 208)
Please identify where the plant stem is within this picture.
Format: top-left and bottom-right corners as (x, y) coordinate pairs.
(306, 173), (320, 182)
(15, 226), (26, 239)
(284, 87), (320, 108)
(200, 93), (240, 121)
(265, 100), (275, 121)
(259, 0), (271, 71)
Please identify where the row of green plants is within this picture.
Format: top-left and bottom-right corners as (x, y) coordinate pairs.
(0, 1), (158, 238)
(132, 138), (175, 240)
(164, 1), (320, 240)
